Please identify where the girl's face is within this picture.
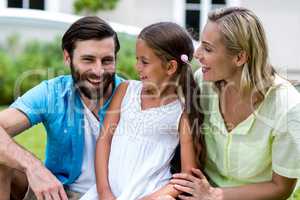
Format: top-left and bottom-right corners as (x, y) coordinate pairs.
(194, 21), (240, 82)
(135, 39), (171, 91)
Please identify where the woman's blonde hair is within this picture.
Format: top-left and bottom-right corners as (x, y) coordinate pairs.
(208, 7), (275, 97)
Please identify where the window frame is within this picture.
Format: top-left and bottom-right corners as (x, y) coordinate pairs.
(7, 0), (45, 10)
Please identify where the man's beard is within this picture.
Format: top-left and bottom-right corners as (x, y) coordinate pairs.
(70, 61), (115, 100)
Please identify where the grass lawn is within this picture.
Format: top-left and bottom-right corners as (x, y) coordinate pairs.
(14, 124), (46, 161)
(1, 106), (300, 199)
(0, 106), (46, 160)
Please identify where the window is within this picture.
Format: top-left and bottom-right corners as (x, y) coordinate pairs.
(7, 0), (44, 10)
(185, 0), (226, 40)
(187, 0), (200, 3)
(212, 0), (226, 10)
(212, 0), (225, 4)
(185, 0), (201, 40)
(186, 10), (200, 40)
(8, 0), (22, 8)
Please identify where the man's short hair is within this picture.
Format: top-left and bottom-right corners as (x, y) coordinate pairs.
(62, 16), (120, 56)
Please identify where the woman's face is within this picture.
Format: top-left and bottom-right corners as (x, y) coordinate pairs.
(194, 21), (240, 82)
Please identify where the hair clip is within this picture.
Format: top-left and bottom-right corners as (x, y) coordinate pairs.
(180, 54), (189, 63)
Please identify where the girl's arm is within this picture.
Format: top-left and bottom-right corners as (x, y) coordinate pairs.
(171, 169), (297, 200)
(141, 112), (199, 199)
(178, 112), (199, 173)
(95, 82), (129, 199)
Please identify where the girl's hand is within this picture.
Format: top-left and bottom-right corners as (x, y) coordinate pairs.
(139, 195), (176, 200)
(170, 168), (223, 200)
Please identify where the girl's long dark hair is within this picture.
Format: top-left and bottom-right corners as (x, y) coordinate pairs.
(138, 22), (206, 171)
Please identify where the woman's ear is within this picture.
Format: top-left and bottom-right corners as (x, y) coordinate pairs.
(63, 50), (71, 66)
(234, 51), (248, 67)
(166, 60), (178, 76)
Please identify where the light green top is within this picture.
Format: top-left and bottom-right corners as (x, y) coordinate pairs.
(194, 70), (300, 199)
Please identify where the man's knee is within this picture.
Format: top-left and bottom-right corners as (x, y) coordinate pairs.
(0, 165), (29, 200)
(11, 169), (29, 200)
(0, 164), (14, 200)
(0, 164), (13, 183)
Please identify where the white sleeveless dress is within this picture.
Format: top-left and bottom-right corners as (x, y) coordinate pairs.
(80, 80), (183, 200)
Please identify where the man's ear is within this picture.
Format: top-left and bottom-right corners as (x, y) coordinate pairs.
(234, 51), (248, 67)
(63, 50), (71, 66)
(166, 60), (178, 76)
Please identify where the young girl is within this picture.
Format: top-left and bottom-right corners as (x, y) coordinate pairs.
(80, 22), (205, 200)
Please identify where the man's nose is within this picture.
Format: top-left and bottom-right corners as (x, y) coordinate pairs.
(92, 60), (105, 75)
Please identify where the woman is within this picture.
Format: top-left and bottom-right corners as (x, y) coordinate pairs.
(170, 7), (300, 200)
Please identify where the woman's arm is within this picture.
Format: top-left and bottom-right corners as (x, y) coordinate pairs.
(221, 172), (297, 200)
(95, 82), (129, 199)
(141, 112), (199, 199)
(171, 169), (297, 200)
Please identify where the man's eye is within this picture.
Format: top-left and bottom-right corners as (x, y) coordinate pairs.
(102, 59), (114, 65)
(83, 58), (93, 62)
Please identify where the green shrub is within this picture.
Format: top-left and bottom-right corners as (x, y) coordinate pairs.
(74, 0), (120, 14)
(0, 33), (137, 104)
(117, 33), (138, 80)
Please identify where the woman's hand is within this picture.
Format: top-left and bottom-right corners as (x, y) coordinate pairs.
(170, 168), (223, 200)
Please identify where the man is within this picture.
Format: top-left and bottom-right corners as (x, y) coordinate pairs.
(0, 16), (123, 200)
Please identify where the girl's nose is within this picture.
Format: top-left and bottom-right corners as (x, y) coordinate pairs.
(194, 49), (200, 60)
(135, 61), (142, 72)
(194, 46), (203, 61)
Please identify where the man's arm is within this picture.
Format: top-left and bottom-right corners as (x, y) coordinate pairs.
(0, 108), (32, 169)
(0, 108), (68, 200)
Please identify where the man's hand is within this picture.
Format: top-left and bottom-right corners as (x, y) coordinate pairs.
(100, 191), (116, 200)
(25, 161), (68, 200)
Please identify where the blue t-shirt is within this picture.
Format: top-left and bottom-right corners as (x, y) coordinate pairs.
(10, 75), (123, 185)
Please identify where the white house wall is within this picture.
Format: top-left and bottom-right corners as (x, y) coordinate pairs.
(97, 0), (175, 28)
(241, 0), (300, 80)
(59, 0), (74, 14)
(45, 0), (60, 12)
(0, 0), (7, 9)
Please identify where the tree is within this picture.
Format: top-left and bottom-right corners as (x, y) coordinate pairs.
(74, 0), (120, 14)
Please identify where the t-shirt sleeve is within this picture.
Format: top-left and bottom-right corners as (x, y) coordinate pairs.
(272, 103), (300, 178)
(194, 69), (203, 87)
(10, 81), (49, 126)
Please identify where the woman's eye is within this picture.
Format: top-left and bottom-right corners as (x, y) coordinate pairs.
(205, 47), (212, 52)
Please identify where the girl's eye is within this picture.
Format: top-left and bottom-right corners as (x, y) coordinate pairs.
(142, 60), (149, 65)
